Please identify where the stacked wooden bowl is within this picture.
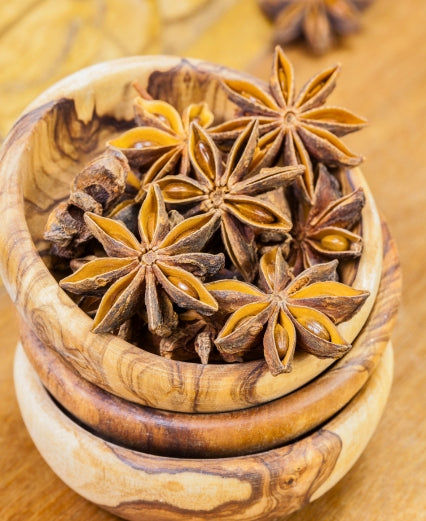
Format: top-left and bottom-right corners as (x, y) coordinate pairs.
(0, 57), (401, 520)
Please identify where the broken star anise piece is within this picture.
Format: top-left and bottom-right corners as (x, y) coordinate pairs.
(210, 46), (366, 202)
(108, 88), (214, 177)
(207, 247), (369, 375)
(159, 310), (222, 364)
(156, 119), (304, 281)
(60, 184), (223, 336)
(259, 0), (373, 55)
(44, 149), (129, 258)
(288, 164), (365, 274)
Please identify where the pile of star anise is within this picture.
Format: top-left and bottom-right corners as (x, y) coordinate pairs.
(45, 47), (370, 375)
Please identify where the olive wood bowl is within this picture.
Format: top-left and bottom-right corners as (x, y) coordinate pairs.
(14, 340), (394, 521)
(20, 220), (400, 457)
(0, 56), (382, 413)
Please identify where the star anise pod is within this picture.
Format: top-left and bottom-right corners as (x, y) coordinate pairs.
(210, 46), (366, 202)
(44, 150), (129, 258)
(159, 310), (223, 364)
(156, 119), (304, 281)
(108, 88), (214, 176)
(288, 164), (365, 274)
(259, 0), (373, 54)
(59, 184), (224, 336)
(207, 247), (369, 375)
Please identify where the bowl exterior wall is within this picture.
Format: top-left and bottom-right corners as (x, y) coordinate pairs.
(14, 341), (393, 521)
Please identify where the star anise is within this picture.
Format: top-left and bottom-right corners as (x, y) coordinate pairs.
(44, 149), (129, 258)
(156, 119), (304, 281)
(159, 310), (223, 364)
(59, 184), (224, 336)
(210, 46), (366, 202)
(288, 164), (365, 274)
(108, 87), (214, 176)
(207, 247), (369, 375)
(259, 0), (373, 54)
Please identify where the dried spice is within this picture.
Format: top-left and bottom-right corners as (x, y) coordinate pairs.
(157, 119), (304, 281)
(44, 150), (129, 257)
(208, 247), (369, 375)
(60, 184), (224, 336)
(45, 58), (371, 375)
(259, 0), (373, 54)
(288, 164), (365, 274)
(109, 86), (214, 177)
(159, 310), (223, 364)
(211, 47), (366, 202)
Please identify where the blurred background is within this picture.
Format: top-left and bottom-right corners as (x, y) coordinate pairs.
(0, 1), (425, 520)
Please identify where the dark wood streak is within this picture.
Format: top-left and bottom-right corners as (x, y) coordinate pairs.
(147, 57), (271, 126)
(148, 59), (224, 113)
(20, 219), (400, 458)
(23, 97), (133, 210)
(2, 99), (59, 152)
(98, 429), (341, 521)
(51, 98), (133, 155)
(231, 360), (267, 406)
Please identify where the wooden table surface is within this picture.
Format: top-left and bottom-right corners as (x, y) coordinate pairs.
(0, 1), (425, 519)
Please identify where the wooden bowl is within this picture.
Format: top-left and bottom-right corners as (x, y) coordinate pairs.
(14, 340), (394, 521)
(20, 220), (400, 457)
(0, 56), (382, 413)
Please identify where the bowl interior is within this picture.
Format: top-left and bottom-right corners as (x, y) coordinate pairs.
(23, 58), (242, 265)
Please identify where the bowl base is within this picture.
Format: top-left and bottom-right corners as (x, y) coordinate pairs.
(14, 341), (393, 521)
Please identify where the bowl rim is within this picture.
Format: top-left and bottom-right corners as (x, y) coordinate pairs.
(14, 339), (394, 520)
(0, 56), (382, 412)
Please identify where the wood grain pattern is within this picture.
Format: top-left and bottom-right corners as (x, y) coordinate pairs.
(1, 1), (425, 520)
(14, 341), (393, 521)
(158, 0), (236, 55)
(0, 57), (382, 413)
(0, 0), (160, 141)
(20, 219), (400, 458)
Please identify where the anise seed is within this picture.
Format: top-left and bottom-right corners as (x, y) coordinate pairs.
(320, 234), (350, 252)
(147, 218), (157, 242)
(133, 140), (154, 149)
(278, 69), (286, 91)
(274, 323), (289, 358)
(153, 113), (170, 127)
(163, 182), (201, 200)
(195, 141), (214, 173)
(169, 227), (195, 244)
(298, 316), (330, 341)
(251, 146), (267, 169)
(235, 202), (276, 224)
(168, 276), (198, 299)
(264, 260), (276, 285)
(240, 90), (260, 104)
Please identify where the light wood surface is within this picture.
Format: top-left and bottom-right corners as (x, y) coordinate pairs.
(14, 341), (394, 521)
(0, 0), (425, 520)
